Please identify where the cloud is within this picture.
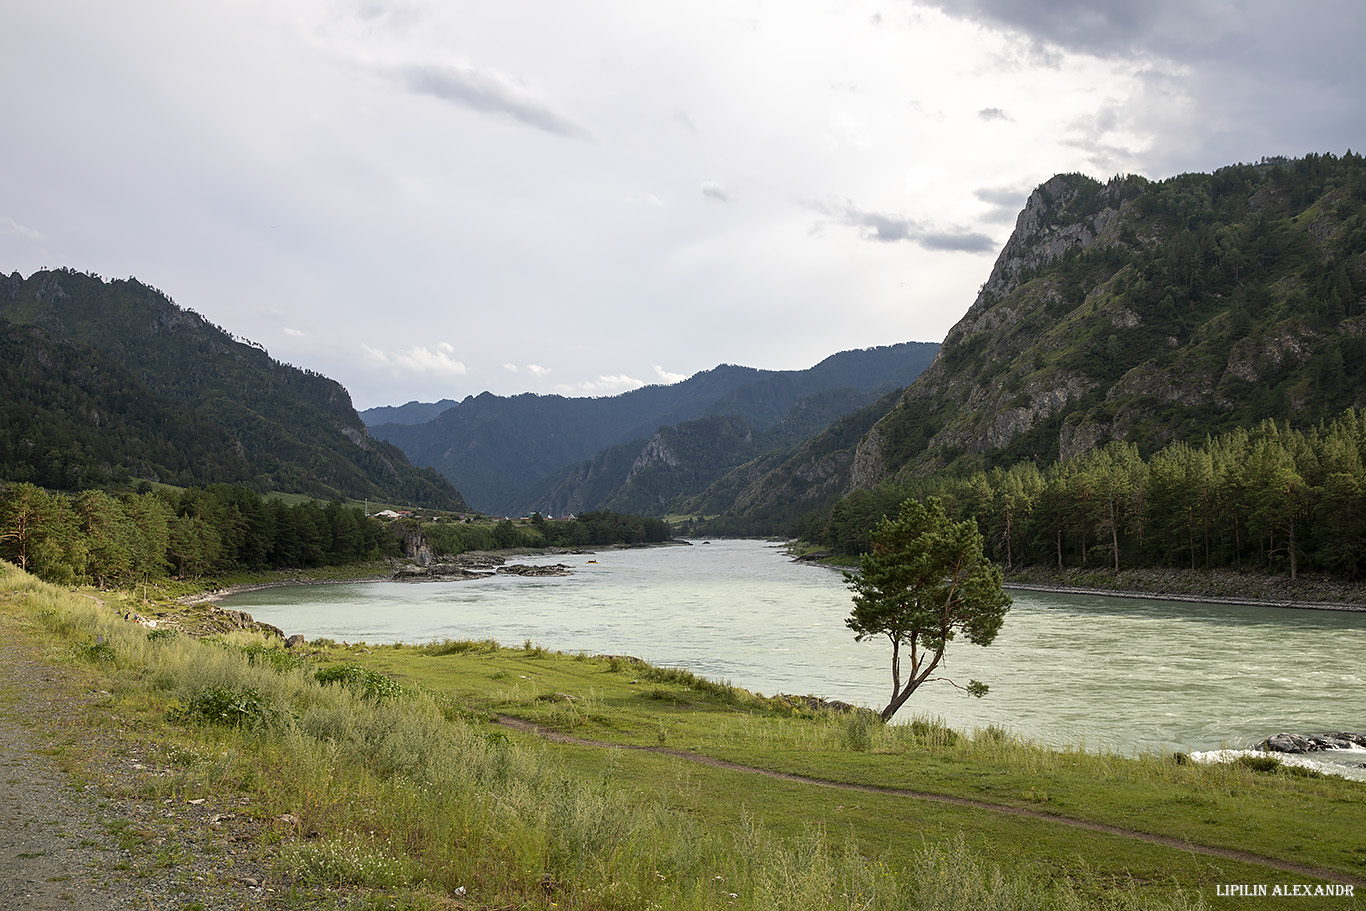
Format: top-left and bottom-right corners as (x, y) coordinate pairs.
(284, 327), (305, 337)
(918, 0), (1162, 57)
(2, 215), (45, 241)
(701, 181), (732, 202)
(923, 1), (1366, 175)
(807, 199), (997, 253)
(363, 341), (468, 377)
(394, 63), (589, 139)
(558, 374), (646, 396)
(974, 185), (1030, 223)
(919, 230), (998, 253)
(527, 364), (552, 377)
(977, 107), (1009, 122)
(653, 365), (687, 384)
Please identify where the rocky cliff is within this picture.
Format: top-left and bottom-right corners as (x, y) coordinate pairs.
(852, 154), (1366, 487)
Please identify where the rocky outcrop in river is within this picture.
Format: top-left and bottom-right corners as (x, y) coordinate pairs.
(1258, 732), (1366, 754)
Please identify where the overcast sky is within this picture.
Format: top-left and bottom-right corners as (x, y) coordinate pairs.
(3, 1), (1362, 409)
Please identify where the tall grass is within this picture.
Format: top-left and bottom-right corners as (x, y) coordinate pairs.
(0, 560), (1207, 910)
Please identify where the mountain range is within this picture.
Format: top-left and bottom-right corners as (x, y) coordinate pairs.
(6, 152), (1363, 539)
(362, 343), (938, 515)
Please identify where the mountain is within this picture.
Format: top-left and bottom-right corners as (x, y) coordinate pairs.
(0, 318), (252, 490)
(706, 153), (1366, 532)
(519, 387), (877, 518)
(0, 268), (467, 509)
(369, 342), (938, 514)
(359, 399), (460, 426)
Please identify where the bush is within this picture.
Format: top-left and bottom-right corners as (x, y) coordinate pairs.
(238, 643), (305, 672)
(314, 663), (404, 700)
(170, 686), (283, 731)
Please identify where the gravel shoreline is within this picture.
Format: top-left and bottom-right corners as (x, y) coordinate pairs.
(1003, 581), (1366, 612)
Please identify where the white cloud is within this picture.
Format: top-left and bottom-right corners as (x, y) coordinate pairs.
(653, 365), (688, 384)
(701, 181), (732, 202)
(284, 327), (305, 337)
(2, 215), (45, 241)
(558, 374), (646, 396)
(362, 342), (467, 377)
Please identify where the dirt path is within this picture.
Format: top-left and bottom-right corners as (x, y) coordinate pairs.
(0, 635), (276, 910)
(494, 715), (1366, 888)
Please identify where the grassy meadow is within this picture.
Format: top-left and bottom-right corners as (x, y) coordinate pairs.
(1, 559), (1362, 910)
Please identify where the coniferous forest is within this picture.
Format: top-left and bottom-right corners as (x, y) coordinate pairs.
(801, 409), (1366, 579)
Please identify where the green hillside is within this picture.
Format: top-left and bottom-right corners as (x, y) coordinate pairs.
(865, 153), (1366, 483)
(0, 318), (251, 490)
(0, 269), (466, 509)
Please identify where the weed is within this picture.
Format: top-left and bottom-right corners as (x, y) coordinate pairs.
(169, 686), (284, 732)
(75, 636), (115, 663)
(285, 837), (417, 888)
(842, 711), (876, 752)
(314, 663), (404, 700)
(419, 637), (498, 656)
(238, 643), (305, 672)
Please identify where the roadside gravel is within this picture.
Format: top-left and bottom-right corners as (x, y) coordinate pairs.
(0, 638), (280, 910)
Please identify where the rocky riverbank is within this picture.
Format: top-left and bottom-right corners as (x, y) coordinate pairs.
(1002, 566), (1366, 612)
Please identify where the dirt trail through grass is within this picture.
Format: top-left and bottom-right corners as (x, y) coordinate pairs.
(494, 714), (1366, 888)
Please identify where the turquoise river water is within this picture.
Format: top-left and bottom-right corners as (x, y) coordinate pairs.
(222, 538), (1366, 778)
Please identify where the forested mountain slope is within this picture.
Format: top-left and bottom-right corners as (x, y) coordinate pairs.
(0, 318), (250, 490)
(372, 342), (937, 514)
(518, 387), (879, 518)
(0, 269), (466, 509)
(856, 153), (1366, 487)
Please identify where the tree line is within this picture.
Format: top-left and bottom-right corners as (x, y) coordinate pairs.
(420, 510), (671, 555)
(800, 407), (1366, 580)
(0, 480), (675, 588)
(0, 483), (398, 587)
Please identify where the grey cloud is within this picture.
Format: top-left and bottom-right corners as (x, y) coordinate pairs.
(922, 1), (1366, 176)
(918, 0), (1164, 57)
(974, 186), (1029, 223)
(919, 231), (998, 253)
(809, 200), (995, 252)
(396, 64), (589, 139)
(978, 107), (1009, 121)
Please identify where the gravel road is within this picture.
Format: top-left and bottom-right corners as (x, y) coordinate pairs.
(0, 641), (278, 910)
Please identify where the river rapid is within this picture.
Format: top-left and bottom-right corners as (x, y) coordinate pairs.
(222, 539), (1366, 778)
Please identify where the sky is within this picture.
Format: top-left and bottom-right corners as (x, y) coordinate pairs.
(2, 1), (1363, 410)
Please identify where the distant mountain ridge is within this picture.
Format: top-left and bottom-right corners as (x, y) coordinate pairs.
(369, 342), (938, 514)
(0, 268), (467, 509)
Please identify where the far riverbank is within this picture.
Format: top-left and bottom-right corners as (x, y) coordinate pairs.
(1002, 565), (1366, 613)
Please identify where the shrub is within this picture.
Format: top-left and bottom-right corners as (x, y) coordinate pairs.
(238, 643), (305, 672)
(75, 636), (116, 663)
(170, 686), (283, 731)
(314, 663), (404, 700)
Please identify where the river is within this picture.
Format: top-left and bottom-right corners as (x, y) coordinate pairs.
(222, 539), (1366, 778)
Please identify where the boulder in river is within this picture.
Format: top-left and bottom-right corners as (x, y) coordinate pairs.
(1258, 732), (1366, 753)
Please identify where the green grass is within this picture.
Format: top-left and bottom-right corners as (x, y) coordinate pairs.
(1, 561), (1362, 910)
